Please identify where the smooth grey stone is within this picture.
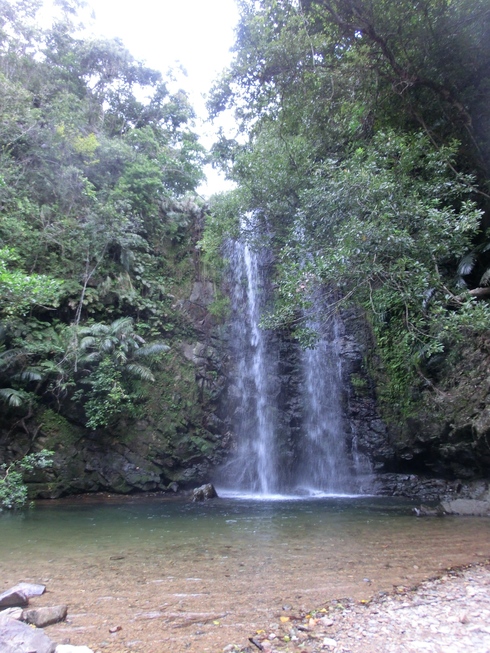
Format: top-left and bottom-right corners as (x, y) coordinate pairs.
(11, 582), (46, 598)
(0, 589), (28, 608)
(23, 604), (68, 627)
(0, 607), (23, 624)
(0, 618), (56, 653)
(440, 499), (490, 516)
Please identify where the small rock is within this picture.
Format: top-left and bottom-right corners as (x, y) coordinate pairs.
(322, 637), (337, 649)
(55, 647), (94, 653)
(0, 588), (28, 609)
(319, 617), (334, 627)
(249, 636), (264, 650)
(191, 483), (218, 502)
(23, 605), (68, 628)
(413, 504), (445, 517)
(109, 625), (122, 633)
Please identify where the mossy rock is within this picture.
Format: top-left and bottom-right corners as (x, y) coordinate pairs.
(37, 409), (84, 448)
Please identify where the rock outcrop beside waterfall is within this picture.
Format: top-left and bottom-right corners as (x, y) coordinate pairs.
(339, 311), (490, 497)
(385, 336), (490, 480)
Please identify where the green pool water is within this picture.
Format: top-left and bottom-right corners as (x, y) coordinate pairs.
(0, 494), (488, 652)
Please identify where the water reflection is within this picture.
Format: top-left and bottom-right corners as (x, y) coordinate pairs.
(0, 494), (486, 558)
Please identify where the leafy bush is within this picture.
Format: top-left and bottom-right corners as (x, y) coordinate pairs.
(0, 450), (53, 510)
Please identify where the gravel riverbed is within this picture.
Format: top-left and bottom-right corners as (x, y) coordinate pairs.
(225, 562), (490, 653)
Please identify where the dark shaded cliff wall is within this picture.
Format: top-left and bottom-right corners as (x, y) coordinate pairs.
(340, 310), (490, 498)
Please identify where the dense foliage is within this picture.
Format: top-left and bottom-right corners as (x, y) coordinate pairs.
(0, 449), (53, 509)
(0, 0), (206, 442)
(206, 0), (490, 414)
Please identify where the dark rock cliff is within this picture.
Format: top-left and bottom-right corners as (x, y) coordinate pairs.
(340, 312), (490, 498)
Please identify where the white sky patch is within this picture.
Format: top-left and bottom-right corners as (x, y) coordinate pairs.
(39, 0), (240, 195)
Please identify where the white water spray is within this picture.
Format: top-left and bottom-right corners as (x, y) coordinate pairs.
(219, 232), (363, 496)
(295, 315), (356, 493)
(219, 236), (279, 494)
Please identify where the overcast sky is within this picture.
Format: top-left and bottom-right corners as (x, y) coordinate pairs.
(41, 0), (240, 195)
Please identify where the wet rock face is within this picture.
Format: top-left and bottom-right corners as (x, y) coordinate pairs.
(11, 427), (219, 499)
(373, 474), (490, 503)
(336, 322), (396, 474)
(338, 314), (490, 484)
(381, 337), (490, 480)
(373, 473), (458, 500)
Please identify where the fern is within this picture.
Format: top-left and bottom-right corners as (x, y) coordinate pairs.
(0, 388), (27, 407)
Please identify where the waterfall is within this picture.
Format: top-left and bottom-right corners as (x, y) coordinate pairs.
(294, 315), (357, 494)
(219, 235), (279, 494)
(219, 231), (362, 496)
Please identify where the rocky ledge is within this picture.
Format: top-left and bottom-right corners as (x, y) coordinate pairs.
(223, 562), (490, 653)
(372, 474), (490, 504)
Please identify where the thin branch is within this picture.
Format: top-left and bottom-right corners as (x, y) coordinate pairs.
(414, 112), (490, 201)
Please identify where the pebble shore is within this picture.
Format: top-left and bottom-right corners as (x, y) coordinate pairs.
(225, 562), (490, 653)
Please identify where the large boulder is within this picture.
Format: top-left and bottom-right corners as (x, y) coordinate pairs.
(11, 583), (46, 598)
(440, 498), (490, 516)
(0, 608), (22, 624)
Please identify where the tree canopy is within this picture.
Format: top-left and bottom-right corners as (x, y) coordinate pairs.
(0, 0), (206, 429)
(206, 0), (490, 412)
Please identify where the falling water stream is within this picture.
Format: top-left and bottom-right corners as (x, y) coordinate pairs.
(295, 315), (356, 493)
(219, 230), (361, 496)
(219, 234), (280, 494)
